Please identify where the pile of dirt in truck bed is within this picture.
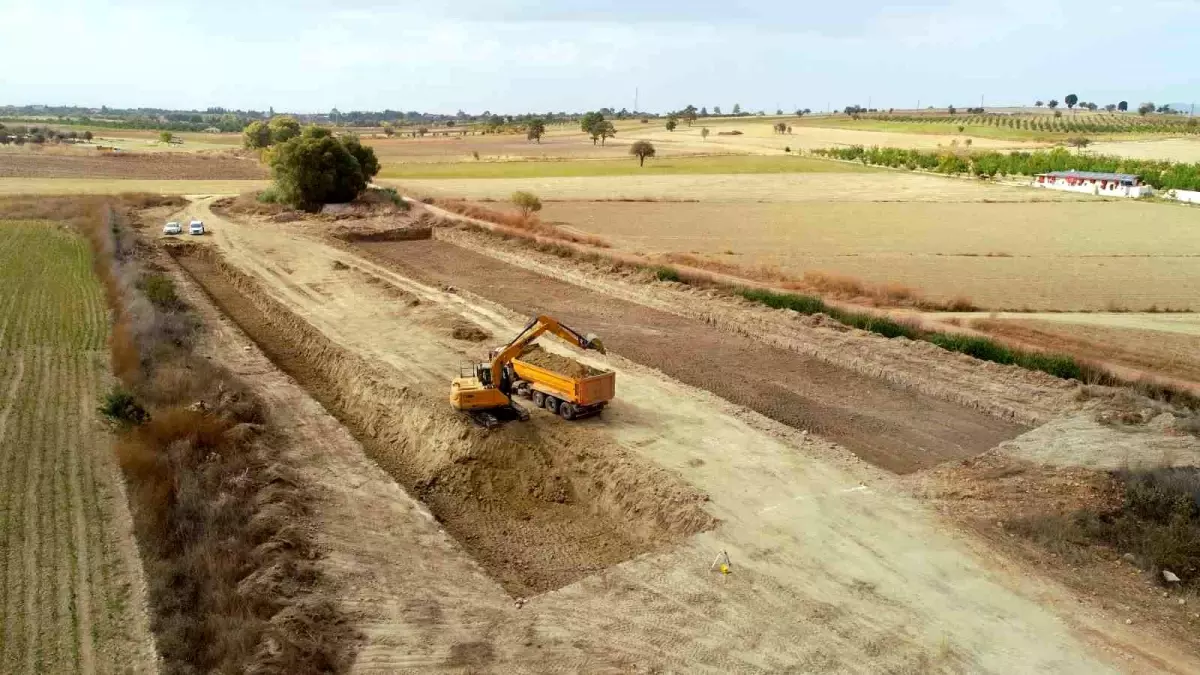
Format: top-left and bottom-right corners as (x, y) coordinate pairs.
(520, 344), (606, 378)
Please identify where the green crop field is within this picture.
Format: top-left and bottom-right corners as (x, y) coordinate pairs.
(378, 153), (877, 179)
(0, 219), (151, 674)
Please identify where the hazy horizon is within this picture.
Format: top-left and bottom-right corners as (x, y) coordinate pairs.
(3, 0), (1198, 115)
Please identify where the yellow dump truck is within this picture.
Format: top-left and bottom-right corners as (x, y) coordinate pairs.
(509, 349), (615, 420)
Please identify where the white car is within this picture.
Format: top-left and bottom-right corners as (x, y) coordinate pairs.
(188, 220), (205, 235)
(163, 221), (182, 235)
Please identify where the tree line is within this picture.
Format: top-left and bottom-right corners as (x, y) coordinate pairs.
(0, 123), (93, 145)
(810, 145), (1200, 191)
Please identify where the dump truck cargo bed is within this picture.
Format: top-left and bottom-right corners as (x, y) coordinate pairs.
(511, 358), (615, 406)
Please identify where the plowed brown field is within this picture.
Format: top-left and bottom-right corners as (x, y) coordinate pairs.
(0, 150), (266, 180)
(0, 221), (155, 674)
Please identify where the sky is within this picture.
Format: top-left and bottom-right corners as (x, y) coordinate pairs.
(2, 0), (1198, 114)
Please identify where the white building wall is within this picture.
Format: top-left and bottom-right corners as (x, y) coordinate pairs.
(1167, 189), (1200, 204)
(1031, 178), (1151, 198)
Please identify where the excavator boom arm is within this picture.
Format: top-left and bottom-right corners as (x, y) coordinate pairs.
(488, 315), (604, 387)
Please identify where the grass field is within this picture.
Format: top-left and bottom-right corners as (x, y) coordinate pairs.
(534, 200), (1200, 311)
(378, 153), (871, 179)
(0, 220), (153, 673)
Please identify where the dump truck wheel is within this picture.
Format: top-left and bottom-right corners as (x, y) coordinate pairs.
(532, 391), (545, 407)
(559, 402), (576, 420)
(544, 396), (559, 414)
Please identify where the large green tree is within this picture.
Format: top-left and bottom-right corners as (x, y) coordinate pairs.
(1065, 93), (1078, 109)
(269, 115), (301, 144)
(580, 111), (604, 134)
(269, 134), (380, 211)
(242, 121), (272, 149)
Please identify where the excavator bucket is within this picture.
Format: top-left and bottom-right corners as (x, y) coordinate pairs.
(583, 334), (606, 354)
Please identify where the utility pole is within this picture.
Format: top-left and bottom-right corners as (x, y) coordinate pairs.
(981, 94), (985, 110)
(634, 87), (639, 113)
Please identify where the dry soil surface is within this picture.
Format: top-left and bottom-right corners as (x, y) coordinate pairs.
(386, 171), (1090, 203)
(0, 178), (269, 196)
(160, 197), (1200, 673)
(527, 199), (1200, 311)
(0, 150), (266, 179)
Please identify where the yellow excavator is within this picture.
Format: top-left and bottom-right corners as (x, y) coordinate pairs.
(450, 315), (608, 428)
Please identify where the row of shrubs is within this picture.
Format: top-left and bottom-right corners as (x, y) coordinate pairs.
(812, 145), (1200, 191)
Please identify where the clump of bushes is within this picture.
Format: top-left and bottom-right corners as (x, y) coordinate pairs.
(98, 387), (149, 426)
(1012, 468), (1200, 588)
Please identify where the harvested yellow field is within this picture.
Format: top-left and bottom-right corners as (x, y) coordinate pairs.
(389, 171), (1089, 203)
(0, 178), (268, 196)
(631, 119), (1042, 156)
(971, 318), (1200, 384)
(0, 221), (155, 674)
(1086, 138), (1200, 163)
(538, 200), (1200, 311)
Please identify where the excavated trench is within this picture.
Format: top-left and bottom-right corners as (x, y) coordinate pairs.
(166, 244), (716, 597)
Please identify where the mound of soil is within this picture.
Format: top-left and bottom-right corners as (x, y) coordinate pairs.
(519, 344), (605, 378)
(451, 321), (491, 342)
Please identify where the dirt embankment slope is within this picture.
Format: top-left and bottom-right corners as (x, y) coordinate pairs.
(0, 151), (267, 180)
(353, 238), (1027, 474)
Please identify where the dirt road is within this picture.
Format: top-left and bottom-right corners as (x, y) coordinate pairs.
(159, 197), (1200, 672)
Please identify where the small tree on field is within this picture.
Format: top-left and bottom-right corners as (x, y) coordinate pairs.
(526, 118), (546, 143)
(773, 122), (787, 134)
(511, 191), (542, 218)
(1048, 99), (1059, 109)
(1065, 94), (1078, 110)
(713, 106), (722, 115)
(629, 140), (656, 167)
(1105, 104), (1117, 112)
(1085, 102), (1098, 111)
(700, 127), (710, 141)
(1035, 100), (1044, 107)
(682, 105), (698, 126)
(159, 131), (173, 144)
(665, 117), (678, 131)
(1118, 101), (1128, 112)
(1138, 102), (1155, 116)
(732, 103), (741, 115)
(382, 122), (395, 137)
(82, 130), (94, 141)
(1067, 137), (1091, 149)
(1054, 110), (1063, 118)
(594, 120), (616, 145)
(947, 105), (956, 115)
